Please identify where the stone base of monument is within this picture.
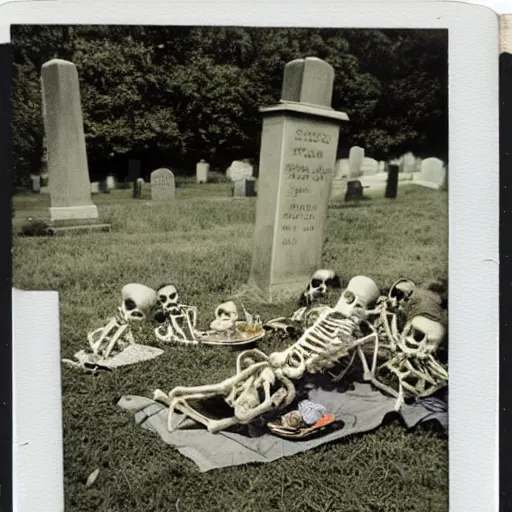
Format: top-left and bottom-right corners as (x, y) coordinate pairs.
(46, 215), (111, 236)
(49, 205), (99, 222)
(245, 278), (309, 304)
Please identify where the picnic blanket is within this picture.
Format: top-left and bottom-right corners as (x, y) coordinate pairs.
(118, 382), (447, 472)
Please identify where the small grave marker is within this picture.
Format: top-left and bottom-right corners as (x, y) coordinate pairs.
(150, 168), (175, 201)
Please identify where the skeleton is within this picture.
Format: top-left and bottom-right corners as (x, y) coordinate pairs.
(154, 284), (198, 344)
(87, 283), (157, 359)
(300, 269), (340, 306)
(153, 276), (380, 433)
(358, 279), (449, 410)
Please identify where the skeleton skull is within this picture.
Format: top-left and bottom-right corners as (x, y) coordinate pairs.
(121, 283), (158, 321)
(210, 301), (238, 332)
(388, 278), (415, 304)
(334, 276), (380, 319)
(301, 269), (340, 305)
(157, 284), (180, 316)
(400, 315), (446, 357)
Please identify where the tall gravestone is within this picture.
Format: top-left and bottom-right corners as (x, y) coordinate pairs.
(151, 168), (175, 200)
(196, 159), (209, 183)
(249, 57), (348, 301)
(41, 59), (98, 222)
(348, 146), (364, 178)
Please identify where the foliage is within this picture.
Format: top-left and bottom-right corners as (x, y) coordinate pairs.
(10, 26), (448, 185)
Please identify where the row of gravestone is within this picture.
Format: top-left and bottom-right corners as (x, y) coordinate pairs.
(332, 147), (447, 191)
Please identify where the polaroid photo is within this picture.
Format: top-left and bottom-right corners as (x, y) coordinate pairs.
(2, 1), (499, 511)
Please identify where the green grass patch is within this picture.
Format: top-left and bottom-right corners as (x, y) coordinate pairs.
(12, 183), (448, 512)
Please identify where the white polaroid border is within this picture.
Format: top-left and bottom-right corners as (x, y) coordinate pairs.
(4, 1), (499, 511)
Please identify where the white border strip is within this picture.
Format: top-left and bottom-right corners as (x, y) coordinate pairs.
(4, 2), (499, 511)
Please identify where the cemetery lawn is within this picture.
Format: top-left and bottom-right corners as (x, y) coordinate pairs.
(12, 182), (448, 512)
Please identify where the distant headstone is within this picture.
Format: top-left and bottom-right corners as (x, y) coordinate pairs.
(133, 177), (143, 199)
(385, 165), (399, 198)
(348, 146), (365, 178)
(227, 160), (253, 182)
(378, 161), (386, 173)
(41, 59), (98, 222)
(334, 159), (349, 179)
(106, 175), (116, 190)
(31, 175), (41, 193)
(401, 152), (416, 173)
(196, 159), (209, 184)
(345, 180), (365, 201)
(414, 157), (423, 172)
(150, 168), (175, 200)
(100, 180), (110, 194)
(249, 57), (348, 302)
(361, 157), (378, 176)
(416, 158), (447, 190)
(127, 159), (141, 182)
(90, 182), (100, 194)
(233, 177), (257, 197)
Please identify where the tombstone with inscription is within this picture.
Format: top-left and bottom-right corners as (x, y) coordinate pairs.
(415, 158), (447, 190)
(151, 168), (175, 201)
(196, 159), (209, 184)
(249, 57), (348, 301)
(41, 59), (99, 222)
(348, 146), (365, 178)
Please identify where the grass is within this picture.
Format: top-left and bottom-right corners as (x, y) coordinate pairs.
(12, 181), (449, 512)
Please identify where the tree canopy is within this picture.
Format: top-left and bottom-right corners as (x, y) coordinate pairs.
(10, 26), (448, 187)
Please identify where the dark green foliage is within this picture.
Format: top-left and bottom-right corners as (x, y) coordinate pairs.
(10, 26), (448, 185)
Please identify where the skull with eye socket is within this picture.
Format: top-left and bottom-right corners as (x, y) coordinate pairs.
(155, 284), (181, 321)
(300, 269), (341, 306)
(334, 275), (380, 321)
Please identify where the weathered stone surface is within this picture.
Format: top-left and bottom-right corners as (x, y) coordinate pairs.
(281, 57), (334, 108)
(249, 114), (343, 301)
(348, 146), (365, 177)
(150, 168), (175, 200)
(416, 158), (447, 190)
(41, 59), (98, 222)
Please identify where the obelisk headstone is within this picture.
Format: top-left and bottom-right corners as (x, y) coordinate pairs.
(249, 57), (349, 302)
(41, 59), (98, 222)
